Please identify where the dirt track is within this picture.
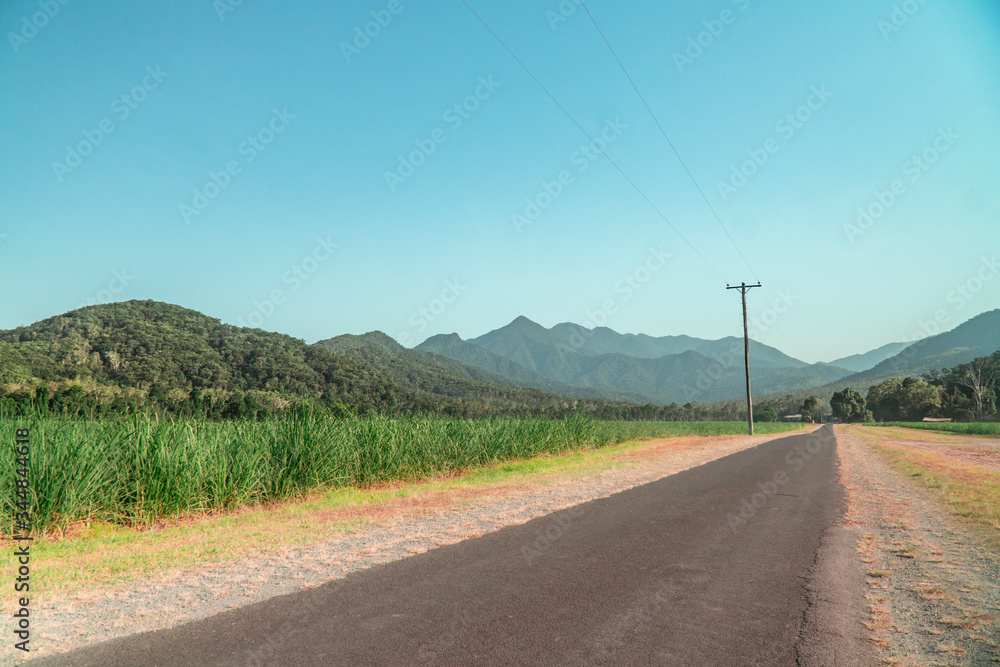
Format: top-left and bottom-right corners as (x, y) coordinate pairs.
(838, 426), (1000, 665)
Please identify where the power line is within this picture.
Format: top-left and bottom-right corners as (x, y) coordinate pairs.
(458, 0), (726, 284)
(578, 0), (759, 284)
(727, 281), (762, 435)
(578, 2), (803, 355)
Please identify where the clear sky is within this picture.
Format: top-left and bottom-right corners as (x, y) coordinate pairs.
(1, 0), (998, 363)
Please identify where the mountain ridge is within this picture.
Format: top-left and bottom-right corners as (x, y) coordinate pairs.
(419, 320), (853, 404)
(824, 341), (910, 373)
(467, 317), (809, 369)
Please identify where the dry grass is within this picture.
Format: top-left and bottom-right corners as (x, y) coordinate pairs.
(914, 581), (958, 604)
(852, 426), (1000, 552)
(935, 641), (966, 655)
(893, 544), (922, 559)
(939, 610), (996, 630)
(867, 594), (893, 634)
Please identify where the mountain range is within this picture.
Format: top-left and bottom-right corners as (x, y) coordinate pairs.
(417, 310), (1000, 405)
(417, 319), (849, 404)
(1, 301), (997, 413)
(824, 342), (910, 373)
(755, 309), (1000, 404)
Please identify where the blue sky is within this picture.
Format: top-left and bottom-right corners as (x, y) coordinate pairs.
(1, 0), (998, 364)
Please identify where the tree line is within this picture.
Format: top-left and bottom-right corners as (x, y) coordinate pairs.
(824, 351), (999, 423)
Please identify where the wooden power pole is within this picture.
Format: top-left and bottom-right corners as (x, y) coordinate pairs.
(727, 282), (761, 435)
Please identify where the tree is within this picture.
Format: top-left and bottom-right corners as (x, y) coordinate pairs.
(799, 396), (825, 423)
(956, 357), (997, 421)
(866, 377), (941, 422)
(898, 377), (941, 420)
(756, 407), (779, 423)
(830, 388), (872, 423)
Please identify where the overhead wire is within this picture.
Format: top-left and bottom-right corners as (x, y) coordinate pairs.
(579, 1), (800, 355)
(578, 0), (759, 283)
(458, 0), (727, 284)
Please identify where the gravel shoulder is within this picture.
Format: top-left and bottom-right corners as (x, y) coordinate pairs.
(12, 429), (809, 665)
(837, 426), (1000, 665)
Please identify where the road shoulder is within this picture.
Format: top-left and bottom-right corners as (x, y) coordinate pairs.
(837, 426), (1000, 664)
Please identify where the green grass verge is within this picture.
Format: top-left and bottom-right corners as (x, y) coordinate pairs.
(2, 419), (804, 593)
(0, 414), (800, 536)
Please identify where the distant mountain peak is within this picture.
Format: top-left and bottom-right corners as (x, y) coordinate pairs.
(317, 331), (404, 352)
(358, 331), (399, 344)
(419, 332), (465, 347)
(508, 316), (544, 330)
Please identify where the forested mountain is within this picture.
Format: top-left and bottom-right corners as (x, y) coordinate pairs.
(468, 317), (808, 369)
(825, 342), (909, 373)
(0, 302), (641, 418)
(4, 302), (996, 420)
(420, 322), (851, 404)
(757, 310), (1000, 405)
(0, 301), (413, 414)
(415, 333), (638, 401)
(847, 309), (1000, 384)
(315, 332), (606, 407)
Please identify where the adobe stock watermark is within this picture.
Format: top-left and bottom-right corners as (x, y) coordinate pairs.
(673, 0), (753, 73)
(395, 279), (468, 347)
(76, 268), (135, 310)
(179, 107), (295, 224)
(235, 235), (338, 329)
(341, 0), (408, 63)
(214, 0), (247, 22)
(679, 288), (797, 402)
(511, 117), (627, 233)
(544, 0), (582, 30)
(716, 85), (833, 202)
(888, 254), (998, 371)
(726, 431), (825, 533)
(748, 288), (797, 340)
(878, 0), (931, 40)
(556, 246), (671, 360)
(51, 65), (169, 183)
(7, 0), (71, 54)
(843, 127), (958, 243)
(584, 577), (681, 667)
(520, 505), (585, 566)
(385, 76), (501, 192)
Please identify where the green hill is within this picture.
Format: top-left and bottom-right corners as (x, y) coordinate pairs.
(0, 300), (412, 413)
(754, 309), (1000, 405)
(0, 302), (641, 418)
(852, 309), (1000, 382)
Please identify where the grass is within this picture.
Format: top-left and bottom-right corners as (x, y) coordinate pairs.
(939, 610), (996, 630)
(0, 413), (800, 536)
(0, 416), (804, 594)
(877, 422), (1000, 437)
(852, 425), (1000, 552)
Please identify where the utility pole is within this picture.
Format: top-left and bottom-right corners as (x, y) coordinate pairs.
(727, 282), (761, 435)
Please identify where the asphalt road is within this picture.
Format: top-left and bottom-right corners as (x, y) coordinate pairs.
(37, 425), (871, 666)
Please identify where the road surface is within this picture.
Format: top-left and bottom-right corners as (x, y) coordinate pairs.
(34, 425), (872, 666)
